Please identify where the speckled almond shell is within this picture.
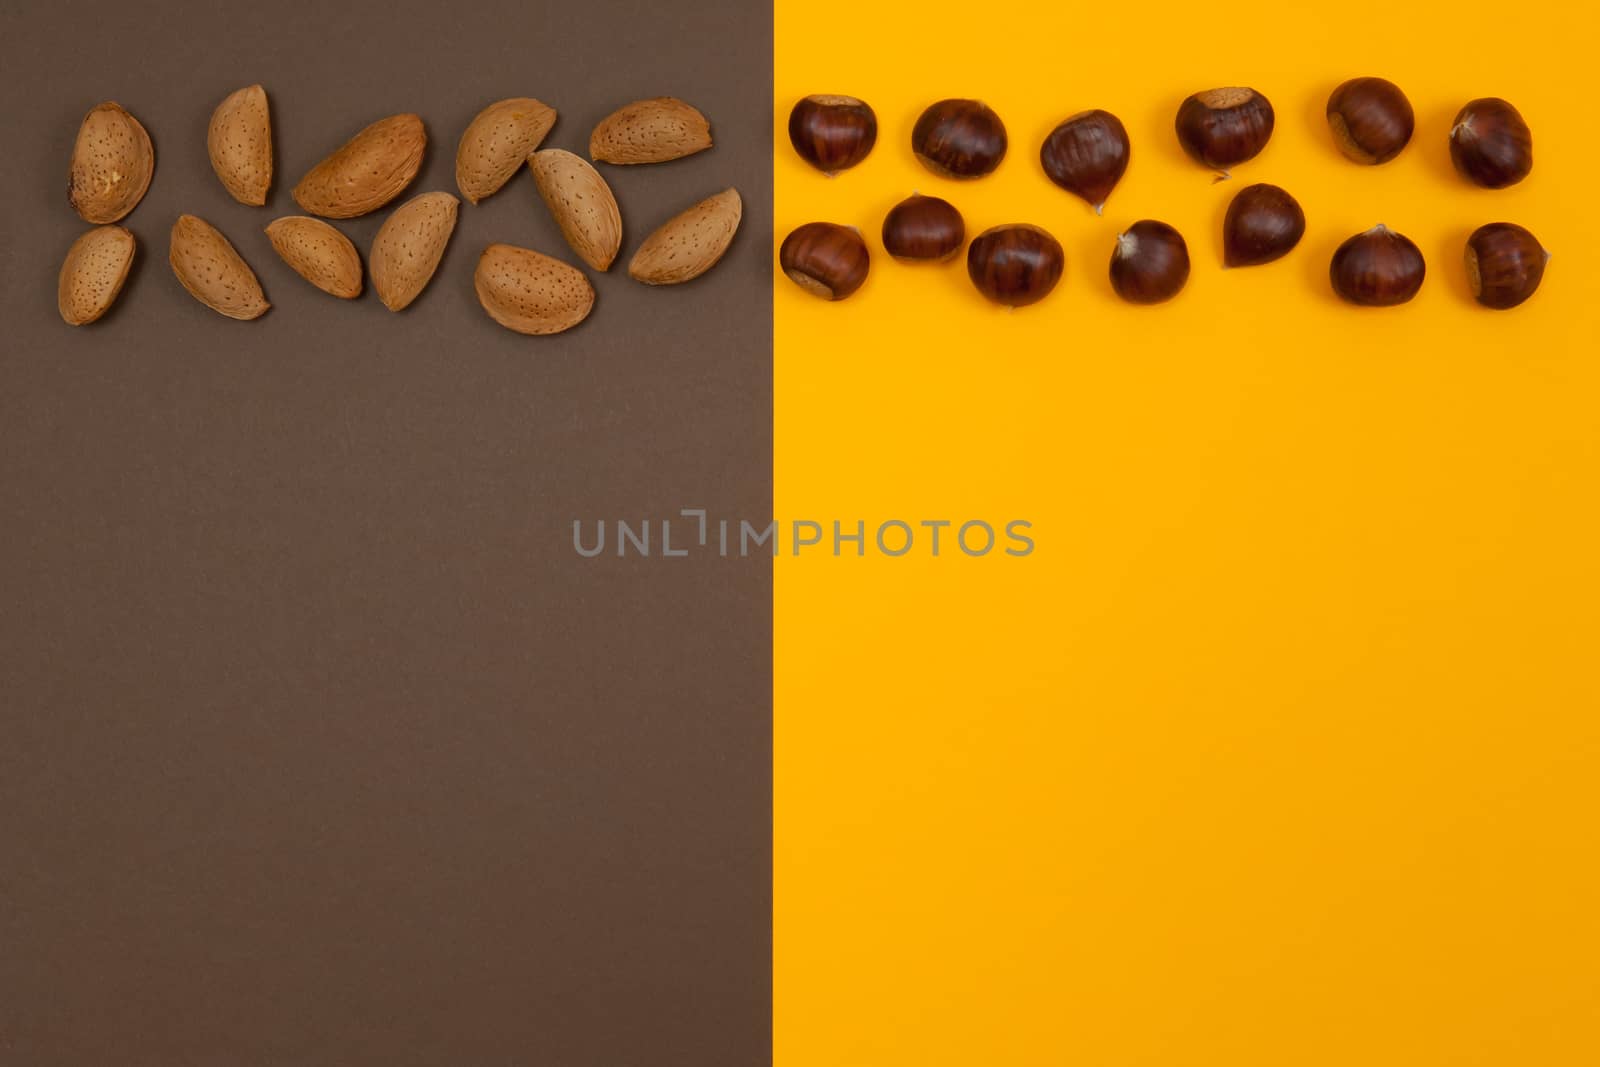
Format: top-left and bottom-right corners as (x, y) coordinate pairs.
(628, 187), (742, 285)
(265, 216), (362, 299)
(474, 243), (595, 335)
(68, 101), (154, 224)
(530, 149), (622, 271)
(369, 191), (459, 312)
(589, 97), (711, 164)
(292, 113), (426, 219)
(58, 225), (136, 326)
(208, 84), (273, 206)
(168, 214), (269, 320)
(455, 97), (557, 204)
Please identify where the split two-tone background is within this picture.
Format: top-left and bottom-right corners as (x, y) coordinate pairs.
(4, 0), (1599, 1063)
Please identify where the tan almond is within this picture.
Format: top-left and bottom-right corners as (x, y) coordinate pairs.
(474, 244), (595, 336)
(169, 214), (269, 320)
(292, 113), (426, 219)
(369, 191), (459, 311)
(589, 97), (711, 164)
(628, 187), (742, 285)
(530, 149), (622, 271)
(68, 101), (155, 224)
(265, 216), (362, 299)
(455, 97), (557, 204)
(208, 84), (273, 205)
(58, 225), (136, 326)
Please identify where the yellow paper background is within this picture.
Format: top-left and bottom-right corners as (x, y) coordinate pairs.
(774, 2), (1600, 1063)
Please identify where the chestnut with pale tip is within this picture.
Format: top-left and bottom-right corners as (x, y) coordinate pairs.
(1465, 223), (1548, 309)
(882, 194), (964, 262)
(1039, 109), (1129, 214)
(1450, 98), (1533, 188)
(1175, 87), (1274, 175)
(912, 99), (1007, 179)
(1329, 224), (1425, 306)
(1327, 77), (1414, 164)
(780, 222), (870, 300)
(966, 224), (1063, 307)
(1222, 183), (1305, 267)
(1109, 220), (1189, 304)
(789, 95), (877, 174)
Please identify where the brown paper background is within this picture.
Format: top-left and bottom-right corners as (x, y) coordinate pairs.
(0, 1), (772, 1063)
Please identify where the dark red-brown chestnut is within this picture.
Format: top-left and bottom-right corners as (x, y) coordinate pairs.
(1222, 183), (1305, 267)
(1465, 222), (1548, 309)
(1450, 98), (1533, 188)
(1326, 77), (1414, 164)
(1329, 224), (1425, 306)
(1039, 109), (1130, 215)
(882, 194), (965, 262)
(966, 224), (1063, 307)
(912, 99), (1007, 179)
(1109, 220), (1189, 304)
(788, 95), (878, 174)
(1175, 87), (1274, 173)
(780, 222), (870, 301)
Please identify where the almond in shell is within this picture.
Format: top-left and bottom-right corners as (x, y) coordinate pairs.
(456, 97), (557, 204)
(292, 113), (426, 219)
(530, 149), (622, 271)
(370, 191), (459, 311)
(628, 187), (742, 285)
(590, 97), (711, 164)
(475, 244), (595, 335)
(208, 84), (273, 205)
(68, 101), (155, 224)
(58, 225), (136, 326)
(265, 216), (362, 299)
(169, 214), (269, 320)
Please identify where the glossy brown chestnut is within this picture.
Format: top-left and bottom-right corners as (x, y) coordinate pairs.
(1450, 98), (1533, 188)
(788, 95), (878, 174)
(1465, 222), (1548, 309)
(1326, 77), (1414, 164)
(1109, 220), (1189, 304)
(1222, 183), (1305, 267)
(1329, 224), (1425, 306)
(1175, 87), (1274, 173)
(966, 224), (1063, 307)
(780, 222), (870, 301)
(912, 99), (1007, 179)
(882, 194), (965, 262)
(1040, 109), (1130, 214)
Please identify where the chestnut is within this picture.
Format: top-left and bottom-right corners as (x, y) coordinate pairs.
(1175, 87), (1274, 174)
(780, 222), (870, 301)
(1465, 222), (1548, 309)
(1039, 109), (1130, 215)
(966, 224), (1062, 307)
(882, 194), (965, 262)
(1222, 183), (1305, 267)
(1450, 98), (1533, 188)
(788, 95), (877, 174)
(1109, 220), (1189, 304)
(1326, 77), (1414, 164)
(912, 99), (1007, 179)
(1329, 224), (1425, 306)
